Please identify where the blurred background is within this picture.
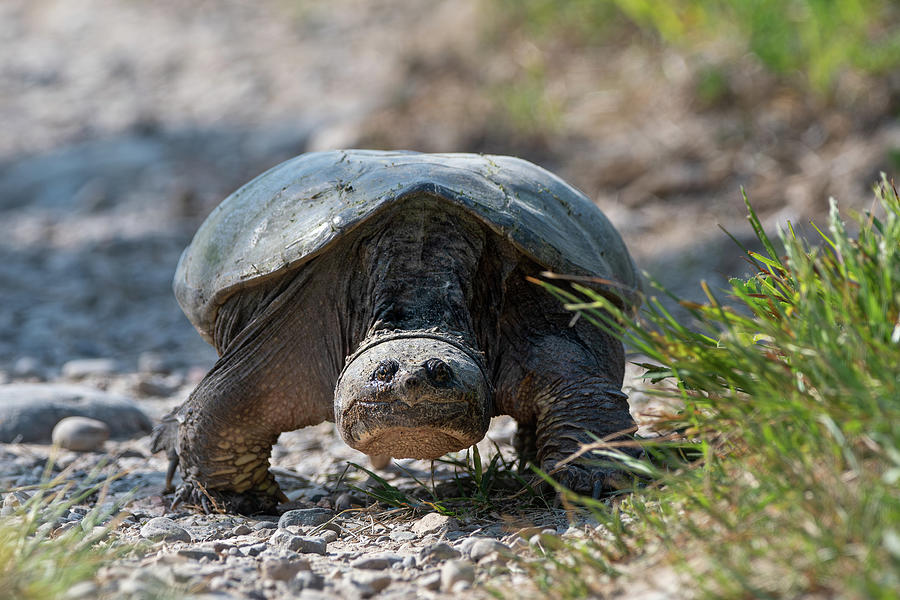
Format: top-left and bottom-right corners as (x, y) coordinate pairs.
(2, 0), (899, 378)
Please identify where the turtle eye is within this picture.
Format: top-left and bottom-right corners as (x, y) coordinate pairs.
(424, 358), (452, 384)
(372, 360), (399, 383)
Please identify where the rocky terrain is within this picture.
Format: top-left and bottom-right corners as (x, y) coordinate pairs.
(2, 375), (601, 599)
(2, 0), (898, 598)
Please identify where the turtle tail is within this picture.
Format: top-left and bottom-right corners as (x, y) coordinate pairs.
(150, 412), (180, 493)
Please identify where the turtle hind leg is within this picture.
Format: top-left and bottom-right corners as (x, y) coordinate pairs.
(513, 421), (538, 474)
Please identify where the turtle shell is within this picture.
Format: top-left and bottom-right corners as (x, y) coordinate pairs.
(175, 150), (640, 341)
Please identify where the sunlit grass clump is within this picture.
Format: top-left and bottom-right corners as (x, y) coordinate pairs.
(492, 0), (900, 92)
(346, 443), (542, 516)
(0, 464), (133, 600)
(535, 178), (900, 598)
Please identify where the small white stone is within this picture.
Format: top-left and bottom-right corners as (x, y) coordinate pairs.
(352, 572), (392, 593)
(440, 559), (474, 591)
(389, 528), (416, 542)
(318, 529), (338, 543)
(468, 538), (510, 562)
(139, 517), (191, 543)
(418, 542), (461, 565)
(278, 508), (334, 528)
(411, 512), (458, 535)
(416, 572), (441, 591)
(350, 553), (400, 570)
(52, 416), (109, 451)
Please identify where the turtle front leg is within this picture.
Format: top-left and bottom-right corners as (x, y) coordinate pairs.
(533, 380), (637, 497)
(151, 339), (333, 514)
(175, 384), (285, 513)
(497, 330), (638, 497)
(152, 366), (287, 514)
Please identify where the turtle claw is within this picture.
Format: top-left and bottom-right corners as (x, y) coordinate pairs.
(168, 480), (283, 515)
(536, 460), (624, 500)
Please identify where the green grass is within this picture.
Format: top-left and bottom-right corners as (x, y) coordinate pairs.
(529, 177), (900, 598)
(488, 0), (900, 93)
(345, 443), (544, 516)
(0, 461), (136, 600)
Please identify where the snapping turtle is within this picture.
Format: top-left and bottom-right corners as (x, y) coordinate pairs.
(152, 150), (640, 513)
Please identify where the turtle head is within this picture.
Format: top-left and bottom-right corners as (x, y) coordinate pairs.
(334, 336), (491, 460)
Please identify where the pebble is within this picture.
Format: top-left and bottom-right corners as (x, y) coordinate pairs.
(411, 512), (458, 535)
(1, 490), (30, 515)
(51, 416), (109, 451)
(350, 553), (400, 570)
(441, 560), (475, 591)
(261, 557), (310, 581)
(270, 529), (301, 550)
(389, 529), (416, 542)
(351, 572), (392, 593)
(318, 529), (339, 543)
(176, 548), (219, 561)
(251, 520), (278, 531)
(338, 579), (375, 600)
(240, 542), (267, 556)
(296, 537), (328, 554)
(0, 383), (152, 442)
(417, 572), (441, 591)
(418, 542), (461, 565)
(293, 571), (325, 591)
(61, 358), (119, 378)
(466, 538), (511, 562)
(278, 508), (334, 528)
(270, 530), (327, 554)
(231, 524), (253, 536)
(139, 517), (192, 543)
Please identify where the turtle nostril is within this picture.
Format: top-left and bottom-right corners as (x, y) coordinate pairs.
(404, 374), (422, 390)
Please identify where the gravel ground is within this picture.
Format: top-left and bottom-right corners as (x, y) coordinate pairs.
(2, 1), (898, 598)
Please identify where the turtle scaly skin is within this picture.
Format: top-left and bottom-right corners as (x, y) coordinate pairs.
(152, 152), (640, 514)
